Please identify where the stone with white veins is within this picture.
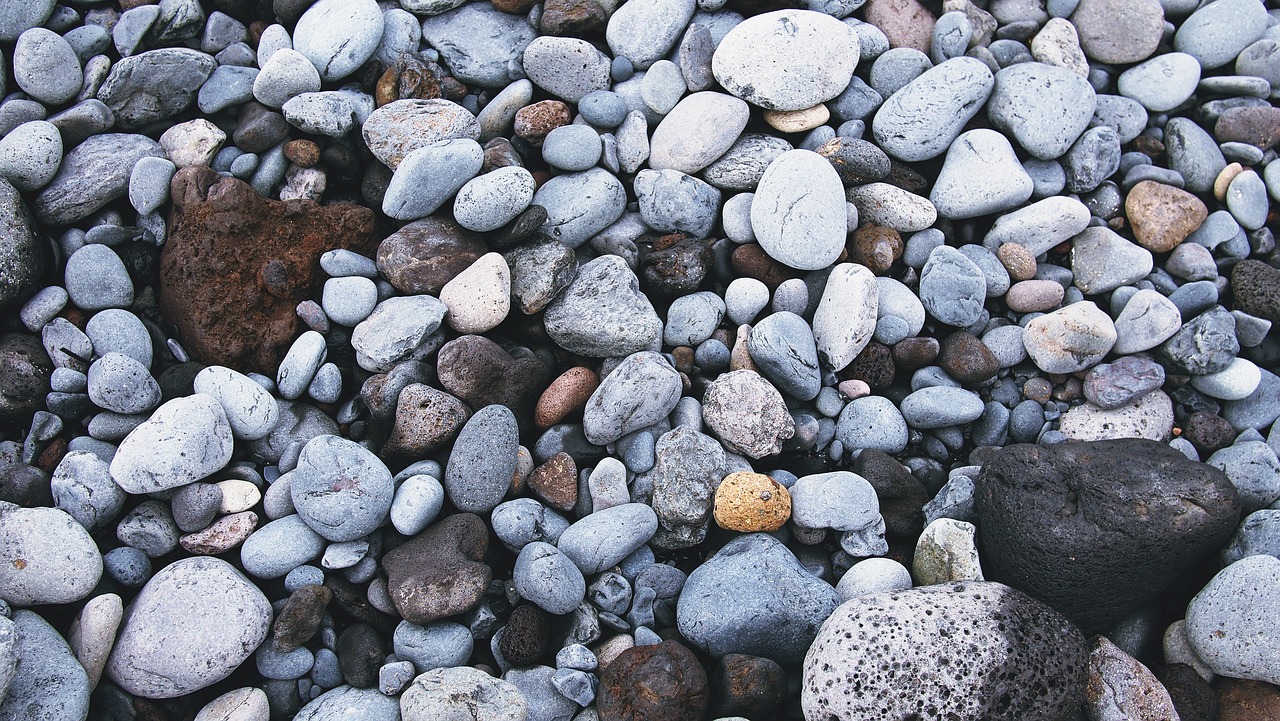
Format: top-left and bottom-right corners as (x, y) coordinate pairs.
(751, 149), (847, 271)
(583, 351), (682, 446)
(929, 129), (1034, 219)
(648, 92), (750, 174)
(0, 502), (103, 606)
(1023, 301), (1118, 374)
(873, 57), (994, 162)
(606, 0), (696, 70)
(812, 263), (878, 372)
(712, 10), (858, 111)
(987, 61), (1096, 160)
(440, 252), (511, 334)
(845, 183), (937, 232)
(291, 0), (383, 82)
(106, 557), (271, 699)
(981, 196), (1091, 256)
(109, 394), (235, 495)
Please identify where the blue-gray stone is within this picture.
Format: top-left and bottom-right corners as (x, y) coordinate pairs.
(291, 435), (393, 542)
(514, 541), (587, 615)
(557, 503), (658, 575)
(96, 48), (216, 129)
(634, 168), (721, 238)
(392, 620), (473, 673)
(747, 311), (822, 401)
(901, 386), (985, 429)
(919, 245), (986, 327)
(240, 514), (327, 579)
(445, 405), (519, 514)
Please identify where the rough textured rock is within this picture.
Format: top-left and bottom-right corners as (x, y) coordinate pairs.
(803, 582), (1088, 721)
(975, 440), (1241, 633)
(597, 640), (709, 721)
(0, 178), (44, 307)
(381, 513), (491, 625)
(159, 169), (376, 375)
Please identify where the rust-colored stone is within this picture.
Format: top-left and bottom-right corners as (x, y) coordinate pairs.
(597, 640), (709, 721)
(514, 100), (572, 147)
(273, 584), (332, 653)
(283, 139), (320, 167)
(712, 472), (791, 533)
(540, 0), (608, 36)
(158, 168), (376, 375)
(528, 452), (578, 512)
(381, 513), (492, 625)
(1215, 106), (1280, 150)
(730, 243), (801, 290)
(535, 366), (599, 430)
(1125, 180), (1207, 253)
(376, 216), (486, 295)
(850, 224), (902, 275)
(1218, 677), (1280, 721)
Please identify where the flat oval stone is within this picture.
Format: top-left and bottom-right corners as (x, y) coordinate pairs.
(382, 138), (484, 220)
(845, 182), (937, 232)
(648, 92), (749, 174)
(421, 4), (535, 89)
(987, 61), (1096, 160)
(1112, 289), (1182, 354)
(1, 610), (90, 721)
(812, 263), (878, 372)
(1071, 0), (1164, 65)
(96, 48), (216, 129)
(0, 502), (103, 605)
(873, 56), (994, 162)
(1116, 52), (1201, 112)
(919, 245), (986, 327)
(747, 312), (822, 401)
(606, 0), (696, 70)
(291, 435), (393, 542)
(1173, 0), (1269, 70)
(751, 149), (847, 271)
(106, 557), (271, 699)
(532, 167), (627, 248)
(444, 405), (519, 514)
(522, 36), (611, 103)
(291, 0), (382, 82)
(983, 196), (1091, 257)
(557, 503), (659, 575)
(361, 99), (480, 170)
(13, 28), (81, 106)
(713, 10), (857, 112)
(1185, 555), (1280, 684)
(109, 394), (234, 495)
(900, 386), (985, 429)
(453, 166), (535, 232)
(33, 133), (165, 226)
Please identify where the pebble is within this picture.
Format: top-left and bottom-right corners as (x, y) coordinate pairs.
(583, 351), (682, 445)
(544, 255), (661, 357)
(106, 557), (271, 698)
(649, 92), (749, 174)
(872, 57), (994, 162)
(534, 167), (627, 248)
(350, 295), (448, 372)
(514, 541), (587, 615)
(929, 128), (1033, 218)
(750, 149), (847, 271)
(1070, 226), (1153, 294)
(635, 169), (720, 238)
(383, 138), (484, 221)
(1117, 52), (1201, 112)
(295, 686), (399, 720)
(401, 666), (527, 721)
(0, 502), (102, 605)
(445, 405), (519, 514)
(1185, 555), (1280, 684)
(1, 610), (90, 721)
(13, 28), (82, 106)
(919, 245), (987, 328)
(361, 99), (480, 170)
(900, 386), (986, 429)
(804, 582), (1086, 721)
(523, 36), (612, 103)
(1071, 0), (1164, 64)
(701, 369), (796, 459)
(0, 121), (61, 193)
(1173, 0), (1269, 70)
(1083, 355), (1166, 410)
(711, 10), (856, 112)
(606, 0), (695, 70)
(1022, 301), (1117, 374)
(557, 503), (658, 575)
(1085, 635), (1181, 721)
(109, 394), (234, 495)
(988, 61), (1096, 159)
(291, 0), (382, 82)
(677, 533), (840, 664)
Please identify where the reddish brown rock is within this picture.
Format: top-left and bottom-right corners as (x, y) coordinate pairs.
(283, 139), (320, 167)
(938, 331), (1000, 385)
(850, 224), (902, 275)
(892, 336), (940, 370)
(535, 367), (599, 430)
(597, 640), (709, 721)
(864, 0), (936, 52)
(1125, 180), (1208, 253)
(1215, 106), (1280, 150)
(273, 584), (332, 653)
(709, 653), (786, 720)
(381, 384), (472, 464)
(514, 100), (572, 147)
(376, 216), (486, 295)
(158, 168), (376, 375)
(493, 0), (540, 13)
(1218, 677), (1280, 721)
(435, 335), (550, 431)
(528, 452), (578, 512)
(540, 0), (608, 36)
(381, 513), (492, 625)
(730, 243), (801, 290)
(841, 341), (895, 388)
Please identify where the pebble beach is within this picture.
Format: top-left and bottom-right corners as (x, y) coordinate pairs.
(0, 0), (1279, 719)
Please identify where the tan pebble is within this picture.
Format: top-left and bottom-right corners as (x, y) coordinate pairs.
(996, 241), (1037, 281)
(594, 634), (635, 671)
(1125, 180), (1208, 253)
(179, 511), (259, 555)
(535, 366), (599, 430)
(216, 479), (262, 514)
(1006, 279), (1065, 313)
(729, 324), (760, 373)
(763, 104), (830, 133)
(512, 445), (534, 494)
(1214, 162), (1245, 202)
(713, 472), (792, 532)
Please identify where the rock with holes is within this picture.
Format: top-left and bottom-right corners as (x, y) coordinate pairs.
(802, 581), (1088, 721)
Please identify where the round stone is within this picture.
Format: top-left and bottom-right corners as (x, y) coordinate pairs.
(711, 10), (858, 112)
(750, 149), (847, 271)
(712, 471), (792, 532)
(291, 435), (393, 542)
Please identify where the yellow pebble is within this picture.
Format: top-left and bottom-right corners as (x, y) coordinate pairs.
(713, 471), (792, 532)
(763, 104), (831, 134)
(1214, 162), (1245, 202)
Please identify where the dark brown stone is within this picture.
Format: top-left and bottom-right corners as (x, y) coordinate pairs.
(815, 136), (892, 185)
(1152, 663), (1219, 721)
(1232, 259), (1280, 324)
(381, 513), (492, 625)
(730, 244), (800, 291)
(274, 584), (332, 653)
(540, 0), (608, 36)
(493, 0), (540, 14)
(158, 169), (376, 375)
(376, 216), (486, 295)
(490, 205), (548, 251)
(528, 452), (578, 512)
(435, 335), (550, 432)
(1217, 677), (1279, 721)
(0, 333), (51, 423)
(841, 341), (895, 388)
(975, 439), (1242, 633)
(283, 139), (320, 168)
(0, 462), (52, 507)
(514, 100), (572, 147)
(361, 361), (435, 444)
(233, 102), (290, 154)
(938, 331), (1000, 385)
(325, 575), (394, 631)
(336, 623), (386, 689)
(381, 384), (471, 464)
(642, 235), (713, 295)
(853, 449), (928, 540)
(1215, 106), (1280, 150)
(499, 604), (552, 666)
(1183, 411), (1236, 455)
(885, 160), (929, 193)
(709, 653), (786, 720)
(597, 640), (709, 721)
(891, 336), (939, 370)
(850, 224), (902, 276)
(374, 52), (462, 107)
(482, 137), (525, 174)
